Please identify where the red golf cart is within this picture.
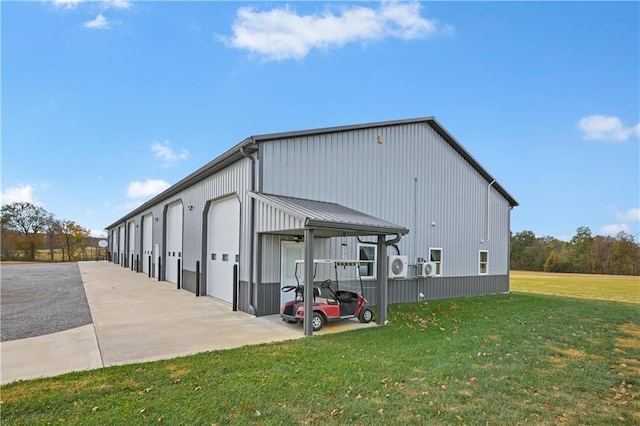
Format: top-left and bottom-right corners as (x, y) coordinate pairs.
(280, 259), (373, 331)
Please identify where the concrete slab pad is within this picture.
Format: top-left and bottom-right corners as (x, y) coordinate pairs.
(79, 262), (363, 367)
(0, 324), (103, 383)
(1, 262), (376, 384)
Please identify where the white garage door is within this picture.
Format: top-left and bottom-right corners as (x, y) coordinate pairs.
(128, 221), (135, 267)
(165, 203), (183, 284)
(207, 196), (240, 303)
(112, 229), (118, 262)
(119, 226), (125, 265)
(142, 214), (153, 275)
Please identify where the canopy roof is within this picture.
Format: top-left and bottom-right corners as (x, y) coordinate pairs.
(249, 192), (409, 238)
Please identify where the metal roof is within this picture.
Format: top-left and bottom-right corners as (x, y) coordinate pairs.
(249, 192), (409, 237)
(106, 116), (517, 229)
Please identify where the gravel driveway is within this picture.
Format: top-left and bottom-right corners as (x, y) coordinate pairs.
(1, 263), (93, 341)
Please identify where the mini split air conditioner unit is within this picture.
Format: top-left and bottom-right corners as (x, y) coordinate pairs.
(415, 262), (436, 278)
(388, 255), (408, 279)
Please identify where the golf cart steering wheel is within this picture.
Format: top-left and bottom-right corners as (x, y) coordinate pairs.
(282, 285), (297, 292)
(321, 279), (332, 289)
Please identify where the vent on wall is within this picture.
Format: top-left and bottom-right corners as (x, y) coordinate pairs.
(388, 255), (408, 279)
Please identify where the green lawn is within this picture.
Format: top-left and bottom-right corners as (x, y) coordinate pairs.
(511, 270), (640, 304)
(2, 293), (639, 425)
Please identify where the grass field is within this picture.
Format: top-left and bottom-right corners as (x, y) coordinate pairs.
(2, 247), (106, 262)
(1, 291), (638, 425)
(511, 270), (640, 304)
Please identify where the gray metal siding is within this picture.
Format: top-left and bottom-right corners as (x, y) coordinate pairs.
(260, 122), (512, 279)
(107, 157), (253, 293)
(257, 275), (509, 316)
(179, 159), (252, 284)
(364, 275), (510, 305)
(255, 202), (305, 234)
(259, 234), (338, 284)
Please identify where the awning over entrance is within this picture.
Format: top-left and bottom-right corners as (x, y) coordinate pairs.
(248, 192), (409, 336)
(248, 192), (409, 237)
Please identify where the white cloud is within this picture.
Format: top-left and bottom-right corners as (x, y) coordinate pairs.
(53, 0), (85, 9)
(1, 184), (35, 205)
(54, 0), (130, 10)
(222, 1), (450, 61)
(90, 229), (108, 238)
(617, 207), (640, 222)
(577, 115), (640, 141)
(84, 13), (110, 30)
(102, 0), (132, 10)
(600, 223), (630, 235)
(151, 140), (189, 166)
(126, 179), (170, 199)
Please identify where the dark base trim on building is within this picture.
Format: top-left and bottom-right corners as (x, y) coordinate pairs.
(255, 275), (509, 316)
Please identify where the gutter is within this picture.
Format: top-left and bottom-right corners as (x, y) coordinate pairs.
(486, 180), (495, 242)
(240, 144), (258, 316)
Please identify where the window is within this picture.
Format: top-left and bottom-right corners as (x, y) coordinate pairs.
(429, 248), (442, 276)
(479, 250), (488, 275)
(358, 243), (377, 279)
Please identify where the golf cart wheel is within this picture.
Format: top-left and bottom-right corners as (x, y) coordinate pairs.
(359, 307), (373, 323)
(312, 312), (324, 331)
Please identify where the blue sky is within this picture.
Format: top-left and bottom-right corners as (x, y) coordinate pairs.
(2, 1), (638, 241)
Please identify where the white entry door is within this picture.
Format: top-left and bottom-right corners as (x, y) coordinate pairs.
(280, 241), (304, 306)
(207, 196), (240, 302)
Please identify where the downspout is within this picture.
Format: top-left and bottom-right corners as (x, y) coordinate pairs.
(241, 145), (257, 316)
(486, 180), (496, 242)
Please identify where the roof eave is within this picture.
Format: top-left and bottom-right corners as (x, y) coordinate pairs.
(305, 219), (410, 236)
(425, 118), (519, 207)
(105, 139), (258, 230)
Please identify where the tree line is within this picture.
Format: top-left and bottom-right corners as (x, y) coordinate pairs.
(511, 227), (640, 275)
(1, 202), (97, 262)
(3, 202), (639, 275)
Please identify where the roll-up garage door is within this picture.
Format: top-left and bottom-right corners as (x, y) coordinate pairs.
(128, 221), (135, 268)
(165, 203), (183, 284)
(119, 226), (125, 266)
(142, 214), (153, 275)
(206, 196), (240, 303)
(112, 229), (118, 263)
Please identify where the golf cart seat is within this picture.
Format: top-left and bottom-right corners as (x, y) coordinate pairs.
(335, 290), (358, 303)
(282, 285), (321, 302)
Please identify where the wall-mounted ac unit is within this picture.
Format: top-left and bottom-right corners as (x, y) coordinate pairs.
(416, 261), (436, 278)
(388, 255), (408, 279)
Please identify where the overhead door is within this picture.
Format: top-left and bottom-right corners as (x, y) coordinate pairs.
(118, 226), (125, 266)
(207, 196), (240, 303)
(128, 221), (135, 268)
(165, 203), (183, 284)
(142, 214), (153, 275)
(112, 229), (118, 263)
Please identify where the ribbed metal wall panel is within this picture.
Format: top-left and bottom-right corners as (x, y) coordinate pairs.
(260, 234), (337, 283)
(362, 275), (510, 306)
(257, 275), (509, 316)
(260, 122), (512, 279)
(255, 203), (305, 233)
(108, 157), (252, 291)
(176, 158), (252, 284)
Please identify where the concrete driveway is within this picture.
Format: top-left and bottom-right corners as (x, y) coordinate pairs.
(1, 262), (374, 384)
